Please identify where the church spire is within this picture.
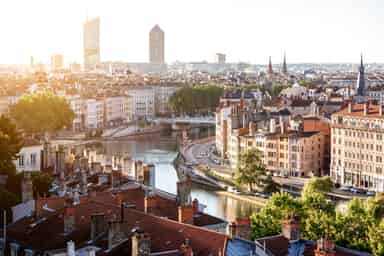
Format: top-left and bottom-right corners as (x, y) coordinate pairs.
(356, 53), (366, 97)
(268, 56), (273, 75)
(282, 52), (288, 74)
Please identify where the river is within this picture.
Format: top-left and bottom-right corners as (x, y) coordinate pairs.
(83, 127), (259, 221)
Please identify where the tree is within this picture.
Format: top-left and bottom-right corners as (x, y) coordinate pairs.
(10, 92), (75, 135)
(0, 115), (23, 176)
(251, 192), (302, 239)
(31, 172), (53, 197)
(302, 176), (333, 195)
(168, 85), (224, 115)
(262, 174), (280, 194)
(0, 188), (19, 210)
(368, 219), (384, 256)
(236, 148), (266, 191)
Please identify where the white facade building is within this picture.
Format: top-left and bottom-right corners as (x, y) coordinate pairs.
(125, 87), (155, 121)
(104, 96), (125, 127)
(84, 99), (104, 129)
(66, 95), (84, 131)
(14, 145), (42, 172)
(154, 86), (178, 116)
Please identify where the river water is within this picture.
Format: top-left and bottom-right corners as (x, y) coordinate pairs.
(84, 127), (259, 221)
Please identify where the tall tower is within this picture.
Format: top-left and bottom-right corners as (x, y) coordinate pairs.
(267, 56), (273, 75)
(356, 54), (366, 97)
(282, 53), (288, 74)
(83, 17), (100, 71)
(149, 25), (165, 64)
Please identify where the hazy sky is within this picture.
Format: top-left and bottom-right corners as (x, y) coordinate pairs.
(1, 0), (383, 64)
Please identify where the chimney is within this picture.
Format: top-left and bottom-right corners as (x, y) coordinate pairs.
(132, 232), (151, 256)
(282, 216), (300, 242)
(143, 164), (155, 188)
(144, 195), (157, 214)
(249, 121), (255, 136)
(80, 170), (88, 194)
(269, 119), (276, 133)
(66, 241), (75, 256)
(21, 172), (33, 202)
(86, 247), (96, 256)
(180, 239), (193, 256)
(111, 170), (121, 188)
(177, 176), (191, 206)
(64, 203), (76, 235)
(108, 221), (125, 249)
(234, 218), (251, 240)
(90, 213), (107, 241)
(178, 205), (194, 225)
(192, 198), (199, 215)
(114, 191), (123, 208)
(348, 102), (352, 113)
(315, 235), (335, 256)
(363, 102), (368, 116)
(227, 222), (237, 239)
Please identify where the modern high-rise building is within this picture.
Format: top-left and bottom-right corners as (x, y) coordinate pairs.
(51, 54), (64, 71)
(83, 17), (100, 71)
(149, 24), (165, 64)
(215, 53), (226, 64)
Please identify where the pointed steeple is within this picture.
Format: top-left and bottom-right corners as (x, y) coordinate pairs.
(282, 53), (288, 74)
(268, 56), (273, 75)
(356, 53), (366, 97)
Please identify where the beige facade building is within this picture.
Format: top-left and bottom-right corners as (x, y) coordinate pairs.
(331, 102), (384, 192)
(229, 120), (324, 177)
(51, 54), (64, 71)
(83, 17), (100, 71)
(149, 25), (165, 64)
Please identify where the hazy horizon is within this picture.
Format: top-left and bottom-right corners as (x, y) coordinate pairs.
(1, 0), (383, 65)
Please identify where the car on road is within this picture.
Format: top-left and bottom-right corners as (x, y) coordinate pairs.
(339, 186), (353, 192)
(213, 159), (221, 165)
(350, 187), (365, 194)
(366, 191), (376, 196)
(227, 186), (241, 195)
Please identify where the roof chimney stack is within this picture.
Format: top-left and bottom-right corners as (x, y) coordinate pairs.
(67, 241), (75, 256)
(64, 203), (76, 235)
(348, 102), (352, 113)
(132, 231), (151, 256)
(90, 213), (107, 241)
(363, 102), (368, 116)
(282, 216), (300, 242)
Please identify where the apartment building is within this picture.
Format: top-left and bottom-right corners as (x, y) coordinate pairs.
(0, 95), (19, 116)
(84, 98), (104, 129)
(66, 95), (83, 131)
(125, 87), (155, 121)
(104, 96), (125, 127)
(229, 119), (325, 177)
(330, 102), (384, 192)
(154, 86), (178, 116)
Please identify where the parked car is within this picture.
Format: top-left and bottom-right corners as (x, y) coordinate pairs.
(350, 188), (365, 194)
(366, 191), (376, 196)
(340, 186), (353, 192)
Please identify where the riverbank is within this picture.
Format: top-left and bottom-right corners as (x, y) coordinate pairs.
(216, 191), (267, 206)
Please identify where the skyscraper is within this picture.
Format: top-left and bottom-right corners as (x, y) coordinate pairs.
(83, 17), (100, 71)
(282, 53), (288, 74)
(149, 25), (165, 64)
(267, 56), (273, 75)
(356, 54), (366, 97)
(215, 53), (226, 64)
(51, 54), (64, 71)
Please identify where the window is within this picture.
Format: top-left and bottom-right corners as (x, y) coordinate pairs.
(30, 153), (36, 167)
(376, 156), (382, 163)
(19, 154), (24, 167)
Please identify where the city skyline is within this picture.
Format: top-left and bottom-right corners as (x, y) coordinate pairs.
(1, 0), (384, 64)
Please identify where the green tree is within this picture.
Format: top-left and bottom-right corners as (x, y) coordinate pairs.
(262, 174), (280, 194)
(0, 188), (19, 210)
(31, 172), (53, 197)
(334, 198), (372, 252)
(169, 85), (224, 115)
(236, 148), (266, 191)
(0, 115), (23, 176)
(368, 219), (384, 256)
(251, 192), (302, 239)
(302, 176), (333, 195)
(10, 92), (75, 135)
